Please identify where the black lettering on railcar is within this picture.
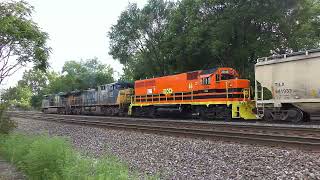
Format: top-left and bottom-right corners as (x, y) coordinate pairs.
(275, 88), (293, 94)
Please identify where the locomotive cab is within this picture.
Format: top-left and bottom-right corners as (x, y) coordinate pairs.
(200, 68), (251, 101)
(201, 67), (240, 84)
(215, 68), (238, 81)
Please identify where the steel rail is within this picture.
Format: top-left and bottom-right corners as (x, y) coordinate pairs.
(10, 111), (320, 133)
(10, 112), (320, 151)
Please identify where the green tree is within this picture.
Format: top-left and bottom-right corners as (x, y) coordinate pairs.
(45, 71), (67, 94)
(109, 0), (175, 80)
(2, 58), (115, 109)
(0, 0), (50, 84)
(109, 0), (320, 80)
(166, 0), (320, 79)
(61, 58), (114, 91)
(18, 69), (52, 108)
(2, 85), (33, 110)
(19, 69), (49, 94)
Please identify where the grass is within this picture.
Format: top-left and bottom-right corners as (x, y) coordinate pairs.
(0, 133), (144, 180)
(0, 104), (16, 134)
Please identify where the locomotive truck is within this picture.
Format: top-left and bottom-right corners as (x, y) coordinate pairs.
(42, 49), (320, 122)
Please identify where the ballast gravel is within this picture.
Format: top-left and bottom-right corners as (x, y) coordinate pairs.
(13, 117), (320, 179)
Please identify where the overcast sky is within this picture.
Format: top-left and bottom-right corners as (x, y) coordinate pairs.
(3, 0), (148, 88)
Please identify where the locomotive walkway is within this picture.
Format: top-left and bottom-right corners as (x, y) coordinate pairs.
(9, 111), (320, 151)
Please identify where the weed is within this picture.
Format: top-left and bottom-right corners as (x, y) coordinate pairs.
(0, 104), (16, 134)
(0, 133), (149, 180)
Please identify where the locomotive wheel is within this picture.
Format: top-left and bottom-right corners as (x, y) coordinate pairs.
(223, 108), (232, 121)
(118, 108), (125, 117)
(148, 107), (156, 118)
(198, 107), (208, 120)
(303, 112), (311, 122)
(263, 110), (274, 122)
(132, 107), (141, 117)
(111, 107), (118, 116)
(106, 107), (112, 115)
(200, 111), (208, 120)
(287, 108), (304, 123)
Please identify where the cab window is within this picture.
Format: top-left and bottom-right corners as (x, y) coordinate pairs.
(215, 74), (220, 82)
(221, 74), (235, 80)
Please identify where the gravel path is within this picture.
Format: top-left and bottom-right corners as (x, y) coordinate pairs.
(13, 117), (320, 179)
(0, 158), (26, 180)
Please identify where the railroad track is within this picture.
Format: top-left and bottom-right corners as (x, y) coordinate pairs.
(9, 111), (320, 151)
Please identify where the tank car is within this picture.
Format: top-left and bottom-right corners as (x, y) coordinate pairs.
(255, 49), (320, 122)
(130, 67), (256, 120)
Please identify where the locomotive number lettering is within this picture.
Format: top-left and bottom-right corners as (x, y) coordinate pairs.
(163, 88), (173, 95)
(274, 82), (285, 87)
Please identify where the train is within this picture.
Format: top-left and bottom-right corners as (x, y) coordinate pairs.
(42, 49), (320, 123)
(42, 82), (133, 116)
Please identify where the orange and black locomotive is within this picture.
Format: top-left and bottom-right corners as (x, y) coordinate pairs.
(130, 67), (255, 119)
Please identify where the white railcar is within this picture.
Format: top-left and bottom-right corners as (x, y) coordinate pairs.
(255, 49), (320, 122)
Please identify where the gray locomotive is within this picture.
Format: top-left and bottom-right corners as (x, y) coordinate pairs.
(42, 82), (133, 116)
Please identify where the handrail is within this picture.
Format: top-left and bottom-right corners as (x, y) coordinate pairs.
(182, 92), (184, 101)
(226, 81), (229, 104)
(133, 86), (252, 104)
(191, 91), (193, 101)
(242, 88), (250, 101)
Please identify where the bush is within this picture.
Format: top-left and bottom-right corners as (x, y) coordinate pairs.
(0, 104), (16, 134)
(21, 136), (75, 179)
(0, 133), (141, 180)
(0, 134), (35, 168)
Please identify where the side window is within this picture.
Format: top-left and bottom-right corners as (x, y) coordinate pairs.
(101, 86), (105, 90)
(215, 74), (220, 82)
(109, 85), (114, 92)
(221, 74), (235, 80)
(202, 77), (211, 85)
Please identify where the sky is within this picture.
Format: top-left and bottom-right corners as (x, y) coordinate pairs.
(3, 0), (148, 88)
